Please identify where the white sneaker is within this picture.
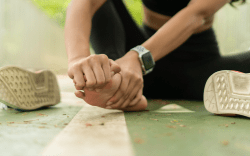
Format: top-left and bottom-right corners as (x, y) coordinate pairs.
(204, 70), (250, 117)
(0, 66), (60, 110)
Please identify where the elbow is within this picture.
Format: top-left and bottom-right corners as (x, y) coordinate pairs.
(181, 7), (209, 33)
(194, 13), (206, 27)
(190, 6), (214, 30)
(184, 9), (207, 33)
(196, 8), (213, 19)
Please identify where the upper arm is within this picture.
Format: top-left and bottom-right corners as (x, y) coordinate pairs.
(67, 0), (107, 16)
(186, 0), (229, 17)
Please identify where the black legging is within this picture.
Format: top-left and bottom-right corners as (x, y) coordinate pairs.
(90, 0), (250, 100)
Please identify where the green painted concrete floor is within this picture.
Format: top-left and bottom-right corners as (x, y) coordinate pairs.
(1, 75), (250, 156)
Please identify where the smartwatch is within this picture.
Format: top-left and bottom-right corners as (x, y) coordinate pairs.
(130, 45), (155, 75)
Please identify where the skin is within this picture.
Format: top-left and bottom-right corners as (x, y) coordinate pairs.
(75, 72), (148, 111)
(65, 0), (230, 111)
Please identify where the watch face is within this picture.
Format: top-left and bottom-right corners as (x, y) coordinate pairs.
(142, 52), (155, 70)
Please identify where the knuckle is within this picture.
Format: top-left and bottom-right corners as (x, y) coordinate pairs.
(86, 59), (92, 64)
(70, 64), (77, 72)
(87, 81), (96, 87)
(93, 54), (99, 60)
(136, 75), (143, 82)
(80, 60), (87, 66)
(100, 54), (108, 60)
(106, 77), (111, 82)
(88, 58), (95, 64)
(135, 76), (140, 83)
(127, 71), (133, 76)
(87, 55), (97, 63)
(67, 71), (73, 79)
(76, 82), (85, 87)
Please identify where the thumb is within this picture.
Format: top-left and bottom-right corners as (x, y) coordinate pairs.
(109, 59), (121, 74)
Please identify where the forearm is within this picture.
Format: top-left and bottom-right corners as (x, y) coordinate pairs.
(65, 0), (93, 65)
(141, 8), (205, 62)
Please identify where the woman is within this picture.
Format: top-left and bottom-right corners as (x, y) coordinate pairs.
(65, 0), (248, 111)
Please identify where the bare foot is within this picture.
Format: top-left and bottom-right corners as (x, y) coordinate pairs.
(75, 73), (147, 111)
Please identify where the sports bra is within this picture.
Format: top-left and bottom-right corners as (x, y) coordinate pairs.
(142, 0), (190, 16)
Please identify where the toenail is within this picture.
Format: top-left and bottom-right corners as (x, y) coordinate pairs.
(107, 101), (113, 106)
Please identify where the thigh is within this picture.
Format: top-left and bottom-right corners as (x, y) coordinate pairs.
(90, 0), (147, 60)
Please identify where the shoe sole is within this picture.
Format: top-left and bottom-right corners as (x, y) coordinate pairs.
(204, 70), (250, 117)
(0, 66), (60, 110)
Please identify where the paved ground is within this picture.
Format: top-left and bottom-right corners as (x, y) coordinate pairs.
(0, 75), (250, 156)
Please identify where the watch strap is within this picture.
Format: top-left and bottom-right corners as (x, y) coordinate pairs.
(130, 45), (155, 75)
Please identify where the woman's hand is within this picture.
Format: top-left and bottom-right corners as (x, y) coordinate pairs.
(106, 51), (144, 109)
(67, 54), (121, 92)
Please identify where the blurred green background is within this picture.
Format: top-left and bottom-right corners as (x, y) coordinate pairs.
(30, 0), (250, 55)
(30, 0), (144, 27)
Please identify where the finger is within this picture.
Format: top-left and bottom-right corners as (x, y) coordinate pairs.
(82, 75), (95, 91)
(83, 75), (87, 81)
(92, 65), (106, 89)
(82, 65), (96, 88)
(67, 69), (74, 79)
(120, 87), (140, 109)
(126, 82), (142, 105)
(122, 95), (147, 111)
(106, 72), (129, 105)
(106, 96), (126, 109)
(123, 77), (139, 100)
(109, 59), (121, 74)
(102, 58), (111, 83)
(74, 90), (85, 100)
(129, 87), (143, 106)
(120, 97), (132, 109)
(73, 70), (86, 90)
